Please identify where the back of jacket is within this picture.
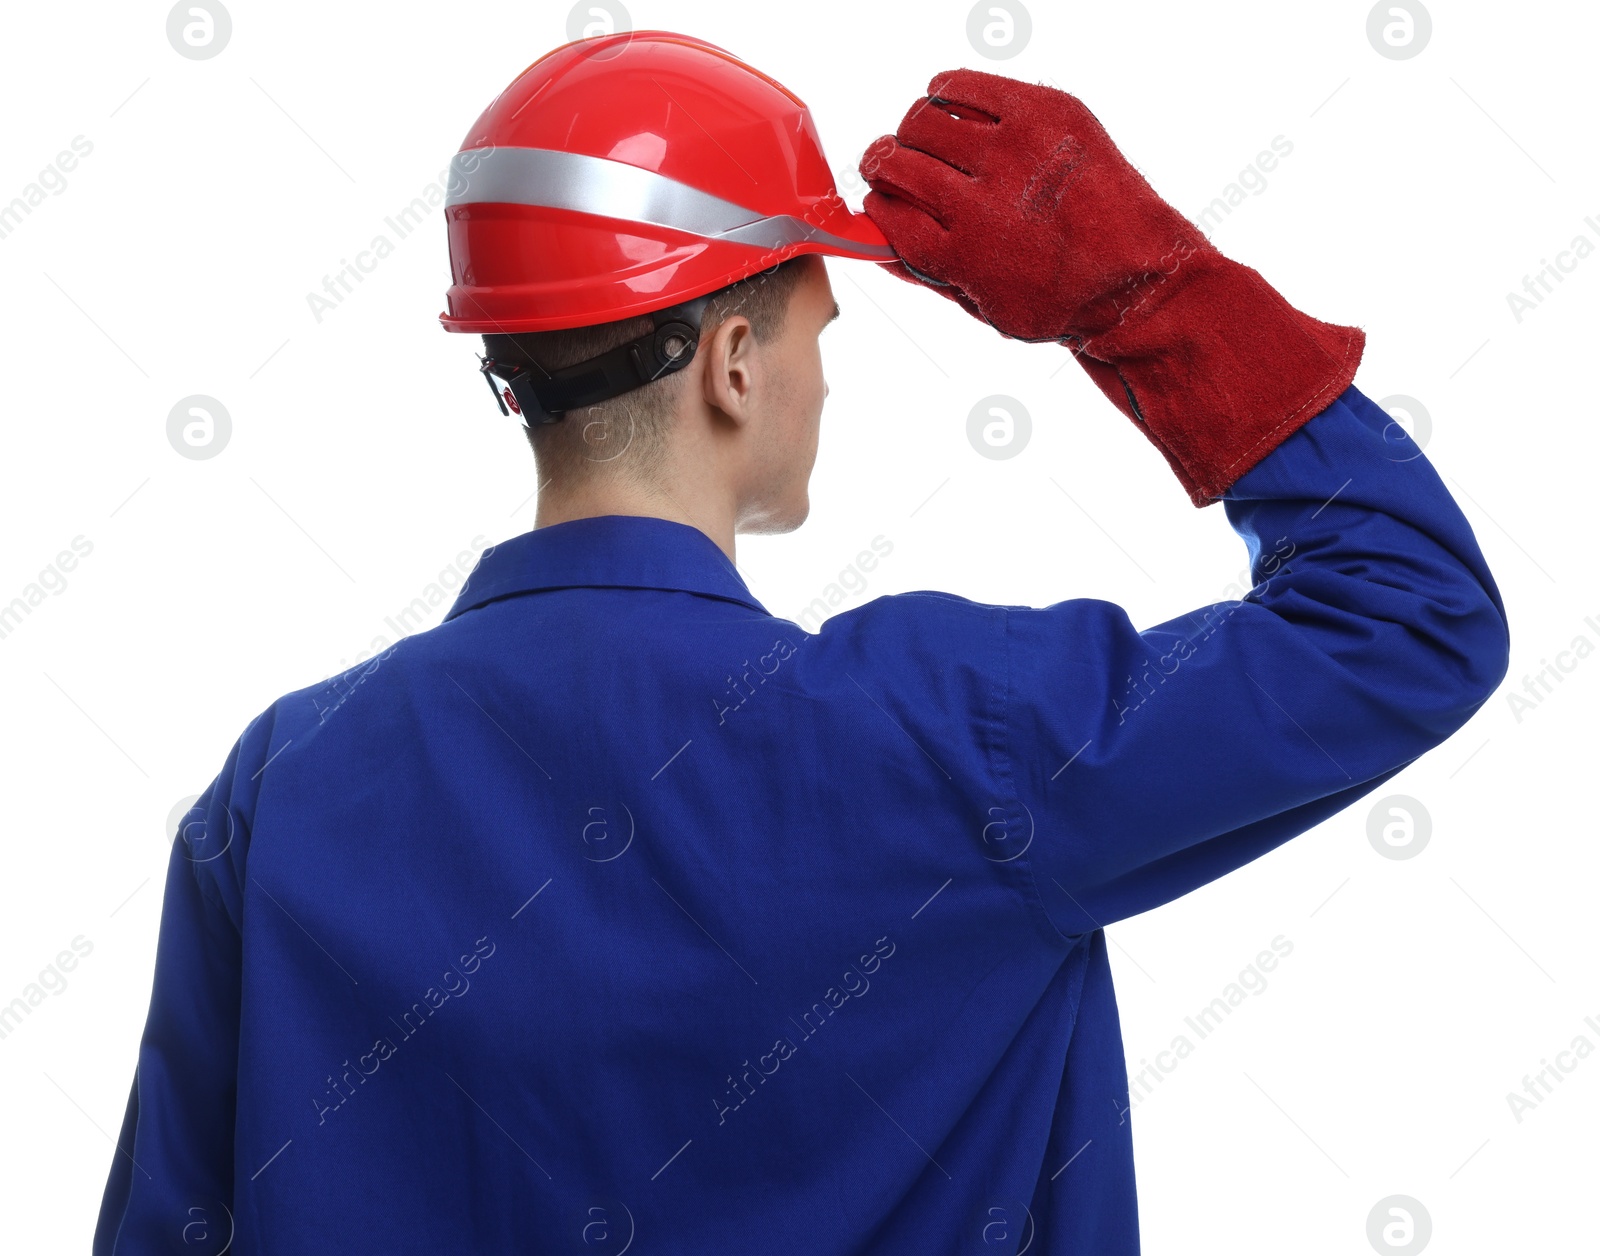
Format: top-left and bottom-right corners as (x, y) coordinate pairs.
(94, 384), (1509, 1255)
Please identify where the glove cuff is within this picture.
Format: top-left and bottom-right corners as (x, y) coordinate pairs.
(1072, 254), (1365, 507)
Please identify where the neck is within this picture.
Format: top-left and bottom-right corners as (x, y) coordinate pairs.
(533, 466), (738, 562)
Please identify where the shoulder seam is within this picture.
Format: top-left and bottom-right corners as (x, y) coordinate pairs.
(997, 607), (1081, 951)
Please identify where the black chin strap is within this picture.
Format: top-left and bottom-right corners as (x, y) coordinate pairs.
(477, 293), (715, 425)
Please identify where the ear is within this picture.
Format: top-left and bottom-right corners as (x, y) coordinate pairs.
(700, 313), (756, 426)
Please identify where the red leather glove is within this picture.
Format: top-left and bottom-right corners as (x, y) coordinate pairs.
(859, 70), (1365, 506)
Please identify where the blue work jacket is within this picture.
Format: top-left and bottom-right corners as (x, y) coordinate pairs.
(95, 383), (1509, 1254)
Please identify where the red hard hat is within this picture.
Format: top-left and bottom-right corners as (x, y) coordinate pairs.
(439, 31), (895, 334)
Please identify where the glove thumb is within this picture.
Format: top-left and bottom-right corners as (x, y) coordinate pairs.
(875, 257), (988, 322)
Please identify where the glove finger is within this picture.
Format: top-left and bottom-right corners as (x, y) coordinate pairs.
(858, 135), (968, 227)
(925, 67), (1106, 140)
(861, 187), (949, 277)
(922, 67), (1025, 119)
(895, 95), (997, 177)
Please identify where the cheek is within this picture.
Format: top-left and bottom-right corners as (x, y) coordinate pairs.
(767, 342), (824, 467)
(779, 352), (822, 425)
(798, 359), (825, 450)
(803, 344), (827, 414)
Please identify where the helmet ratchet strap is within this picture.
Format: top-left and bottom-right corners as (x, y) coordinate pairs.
(477, 293), (715, 426)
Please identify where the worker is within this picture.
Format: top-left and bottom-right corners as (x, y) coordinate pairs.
(94, 31), (1509, 1255)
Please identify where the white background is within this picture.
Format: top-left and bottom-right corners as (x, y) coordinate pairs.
(1, 1), (1594, 1251)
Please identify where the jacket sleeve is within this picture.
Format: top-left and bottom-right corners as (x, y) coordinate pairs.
(1003, 383), (1510, 936)
(93, 732), (254, 1255)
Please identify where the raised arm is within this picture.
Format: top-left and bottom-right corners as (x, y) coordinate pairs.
(859, 71), (1509, 935)
(1003, 382), (1507, 932)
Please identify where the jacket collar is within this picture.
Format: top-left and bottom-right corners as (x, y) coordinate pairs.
(443, 514), (769, 622)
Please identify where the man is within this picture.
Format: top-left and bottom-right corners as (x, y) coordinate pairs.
(95, 31), (1508, 1255)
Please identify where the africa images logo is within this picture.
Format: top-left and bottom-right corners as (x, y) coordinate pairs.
(712, 934), (896, 1126)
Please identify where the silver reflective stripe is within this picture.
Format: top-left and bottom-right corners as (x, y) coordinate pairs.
(446, 146), (895, 259)
(714, 213), (895, 257)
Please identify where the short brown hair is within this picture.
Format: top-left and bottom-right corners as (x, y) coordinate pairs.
(484, 255), (812, 485)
